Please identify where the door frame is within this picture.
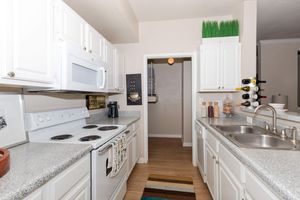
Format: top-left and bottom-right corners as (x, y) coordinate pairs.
(143, 52), (197, 166)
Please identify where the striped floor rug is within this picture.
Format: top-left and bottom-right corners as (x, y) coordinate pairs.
(141, 174), (196, 200)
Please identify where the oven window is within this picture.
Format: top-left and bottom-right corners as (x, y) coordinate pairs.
(72, 63), (97, 85)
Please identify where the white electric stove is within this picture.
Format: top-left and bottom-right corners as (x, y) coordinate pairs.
(26, 107), (128, 200)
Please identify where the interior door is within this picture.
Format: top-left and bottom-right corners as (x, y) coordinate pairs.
(200, 43), (221, 91)
(4, 0), (57, 84)
(220, 42), (241, 90)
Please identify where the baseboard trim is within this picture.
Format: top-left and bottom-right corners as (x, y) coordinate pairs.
(148, 134), (182, 138)
(137, 157), (146, 164)
(183, 142), (192, 147)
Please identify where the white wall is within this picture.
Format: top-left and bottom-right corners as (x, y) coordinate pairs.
(259, 39), (300, 112)
(148, 62), (182, 138)
(110, 15), (233, 161)
(111, 2), (258, 161)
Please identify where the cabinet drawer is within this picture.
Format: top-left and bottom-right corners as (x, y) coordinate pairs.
(245, 169), (279, 200)
(219, 144), (243, 182)
(206, 130), (218, 152)
(50, 155), (90, 200)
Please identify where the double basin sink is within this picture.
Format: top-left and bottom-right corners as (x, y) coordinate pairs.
(213, 125), (300, 150)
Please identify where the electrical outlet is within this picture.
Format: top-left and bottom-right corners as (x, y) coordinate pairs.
(247, 116), (253, 124)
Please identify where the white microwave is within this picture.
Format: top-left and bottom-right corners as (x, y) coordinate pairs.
(60, 42), (106, 92)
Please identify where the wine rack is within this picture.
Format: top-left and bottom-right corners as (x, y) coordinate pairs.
(237, 77), (266, 109)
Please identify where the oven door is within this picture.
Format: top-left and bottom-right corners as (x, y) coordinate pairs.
(91, 142), (127, 200)
(61, 42), (104, 92)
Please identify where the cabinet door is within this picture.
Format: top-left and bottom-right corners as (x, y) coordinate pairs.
(2, 0), (57, 84)
(218, 161), (241, 200)
(106, 42), (115, 91)
(196, 123), (205, 180)
(200, 43), (221, 91)
(245, 170), (279, 200)
(61, 175), (90, 200)
(87, 26), (102, 59)
(113, 49), (125, 92)
(205, 144), (218, 200)
(133, 132), (138, 164)
(127, 137), (134, 176)
(220, 42), (241, 90)
(62, 2), (86, 51)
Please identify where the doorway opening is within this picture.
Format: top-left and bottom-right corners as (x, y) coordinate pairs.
(147, 57), (192, 160)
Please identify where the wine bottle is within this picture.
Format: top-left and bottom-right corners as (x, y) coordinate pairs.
(242, 78), (267, 85)
(235, 86), (250, 92)
(242, 93), (267, 100)
(241, 101), (259, 107)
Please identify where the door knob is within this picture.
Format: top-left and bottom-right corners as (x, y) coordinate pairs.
(7, 71), (15, 78)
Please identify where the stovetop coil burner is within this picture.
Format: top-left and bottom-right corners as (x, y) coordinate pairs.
(82, 125), (98, 129)
(98, 126), (119, 131)
(51, 134), (73, 141)
(79, 135), (101, 142)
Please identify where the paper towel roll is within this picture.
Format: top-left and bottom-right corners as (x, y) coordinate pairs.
(271, 94), (288, 109)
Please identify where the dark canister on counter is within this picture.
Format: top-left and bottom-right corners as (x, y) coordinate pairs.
(107, 101), (119, 118)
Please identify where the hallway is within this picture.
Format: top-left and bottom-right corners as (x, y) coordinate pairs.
(124, 138), (212, 200)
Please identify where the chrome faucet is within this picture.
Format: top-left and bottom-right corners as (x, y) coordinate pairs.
(254, 105), (278, 134)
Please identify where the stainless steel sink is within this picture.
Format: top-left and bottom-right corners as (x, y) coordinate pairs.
(214, 125), (265, 135)
(212, 125), (300, 150)
(229, 134), (298, 150)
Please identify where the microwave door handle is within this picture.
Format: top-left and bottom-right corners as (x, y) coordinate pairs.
(99, 68), (106, 89)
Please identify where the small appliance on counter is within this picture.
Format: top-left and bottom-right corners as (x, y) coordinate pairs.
(107, 101), (119, 118)
(0, 148), (10, 178)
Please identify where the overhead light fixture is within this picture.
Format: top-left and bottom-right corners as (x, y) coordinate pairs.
(167, 57), (175, 65)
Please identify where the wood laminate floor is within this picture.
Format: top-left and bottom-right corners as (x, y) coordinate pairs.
(124, 138), (212, 200)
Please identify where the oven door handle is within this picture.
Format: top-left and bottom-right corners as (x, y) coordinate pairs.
(98, 143), (113, 155)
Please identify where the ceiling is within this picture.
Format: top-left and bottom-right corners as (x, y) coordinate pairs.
(258, 0), (300, 40)
(64, 0), (242, 43)
(129, 0), (241, 22)
(63, 0), (139, 43)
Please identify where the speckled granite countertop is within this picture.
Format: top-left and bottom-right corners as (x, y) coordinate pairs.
(0, 143), (92, 200)
(87, 112), (140, 126)
(197, 117), (300, 200)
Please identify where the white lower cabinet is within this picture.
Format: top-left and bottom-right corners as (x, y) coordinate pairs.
(244, 169), (279, 200)
(205, 143), (218, 199)
(24, 155), (90, 200)
(199, 125), (280, 200)
(126, 120), (140, 178)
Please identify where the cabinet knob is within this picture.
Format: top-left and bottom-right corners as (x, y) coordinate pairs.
(222, 86), (224, 89)
(218, 86), (221, 89)
(83, 47), (87, 51)
(89, 50), (92, 53)
(212, 155), (216, 159)
(216, 160), (219, 164)
(7, 71), (15, 78)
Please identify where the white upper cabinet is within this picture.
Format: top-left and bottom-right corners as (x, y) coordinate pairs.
(0, 0), (59, 87)
(0, 0), (124, 92)
(114, 49), (125, 92)
(106, 41), (115, 91)
(200, 42), (221, 90)
(199, 37), (241, 92)
(61, 3), (86, 51)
